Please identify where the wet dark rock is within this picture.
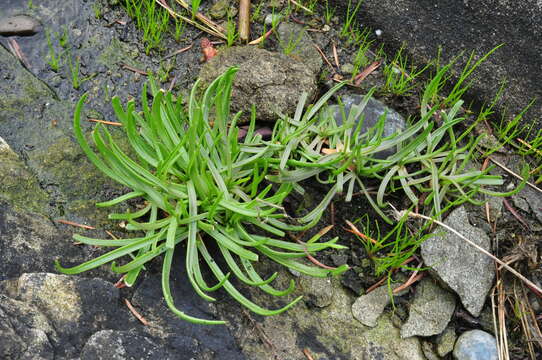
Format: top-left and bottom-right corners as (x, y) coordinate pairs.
(453, 330), (497, 360)
(400, 278), (456, 338)
(0, 294), (55, 360)
(81, 330), (183, 360)
(327, 94), (406, 158)
(421, 206), (494, 316)
(131, 272), (245, 360)
(198, 46), (319, 123)
(0, 15), (40, 36)
(0, 273), (132, 359)
(331, 0), (542, 140)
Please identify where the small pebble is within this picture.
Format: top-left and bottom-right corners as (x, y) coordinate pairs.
(453, 330), (497, 360)
(375, 29), (383, 37)
(0, 15), (40, 36)
(264, 14), (282, 26)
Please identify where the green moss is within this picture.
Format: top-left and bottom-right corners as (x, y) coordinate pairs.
(0, 146), (50, 214)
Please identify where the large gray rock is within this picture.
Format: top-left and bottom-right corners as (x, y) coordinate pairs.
(421, 206), (494, 316)
(400, 278), (456, 338)
(453, 330), (498, 360)
(331, 0), (542, 139)
(197, 46), (319, 122)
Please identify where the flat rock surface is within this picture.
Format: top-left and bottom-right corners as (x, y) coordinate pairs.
(400, 278), (456, 338)
(0, 14), (40, 36)
(421, 206), (494, 316)
(331, 0), (542, 139)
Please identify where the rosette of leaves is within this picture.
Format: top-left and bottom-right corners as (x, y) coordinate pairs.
(56, 67), (348, 324)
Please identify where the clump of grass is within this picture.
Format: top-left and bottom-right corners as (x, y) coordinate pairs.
(190, 0), (202, 19)
(381, 46), (430, 96)
(350, 29), (374, 80)
(45, 29), (62, 72)
(123, 0), (170, 54)
(324, 0), (336, 24)
(58, 68), (348, 324)
(340, 0), (362, 38)
(348, 213), (433, 277)
(225, 14), (238, 47)
(172, 18), (186, 42)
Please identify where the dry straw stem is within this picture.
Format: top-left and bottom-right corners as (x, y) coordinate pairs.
(289, 0), (313, 14)
(238, 0), (250, 42)
(488, 156), (542, 194)
(155, 0), (227, 39)
(491, 273), (509, 360)
(395, 208), (542, 296)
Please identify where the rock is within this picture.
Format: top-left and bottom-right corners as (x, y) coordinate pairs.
(352, 283), (400, 327)
(0, 273), (132, 359)
(81, 330), (183, 360)
(330, 0), (542, 140)
(0, 202), (86, 280)
(400, 278), (456, 338)
(276, 22), (322, 74)
(0, 294), (55, 360)
(131, 273), (245, 359)
(299, 275), (333, 308)
(0, 136), (49, 213)
(198, 46), (319, 122)
(327, 94), (406, 158)
(511, 185), (542, 224)
(352, 314), (426, 360)
(421, 206), (494, 316)
(437, 326), (457, 357)
(421, 341), (440, 360)
(453, 330), (497, 360)
(264, 14), (282, 26)
(0, 15), (40, 36)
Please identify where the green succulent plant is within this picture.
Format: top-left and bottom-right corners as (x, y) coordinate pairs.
(56, 67), (348, 324)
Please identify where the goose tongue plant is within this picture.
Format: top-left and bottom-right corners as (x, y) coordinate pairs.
(56, 67), (348, 324)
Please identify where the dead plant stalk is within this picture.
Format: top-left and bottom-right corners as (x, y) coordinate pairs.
(395, 209), (542, 295)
